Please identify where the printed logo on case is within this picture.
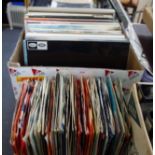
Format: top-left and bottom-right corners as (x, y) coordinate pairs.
(28, 42), (37, 48)
(27, 41), (48, 50)
(37, 41), (47, 50)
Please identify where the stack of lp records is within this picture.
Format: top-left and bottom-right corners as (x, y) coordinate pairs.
(23, 7), (129, 68)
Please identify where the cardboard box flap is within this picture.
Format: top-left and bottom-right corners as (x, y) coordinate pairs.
(127, 46), (143, 70)
(128, 84), (152, 155)
(8, 31), (24, 67)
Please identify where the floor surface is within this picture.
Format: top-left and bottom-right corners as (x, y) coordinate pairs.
(2, 27), (22, 155)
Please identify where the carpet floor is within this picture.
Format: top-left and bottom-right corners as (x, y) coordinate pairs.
(2, 27), (22, 155)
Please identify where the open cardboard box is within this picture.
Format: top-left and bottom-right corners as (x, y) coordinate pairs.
(8, 33), (152, 155)
(127, 84), (152, 155)
(8, 32), (144, 100)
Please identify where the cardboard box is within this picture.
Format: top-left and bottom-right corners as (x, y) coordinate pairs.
(128, 84), (152, 155)
(8, 32), (144, 100)
(143, 7), (153, 33)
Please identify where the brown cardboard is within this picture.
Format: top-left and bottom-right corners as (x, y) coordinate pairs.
(8, 31), (144, 100)
(128, 84), (152, 155)
(127, 46), (143, 70)
(143, 7), (153, 33)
